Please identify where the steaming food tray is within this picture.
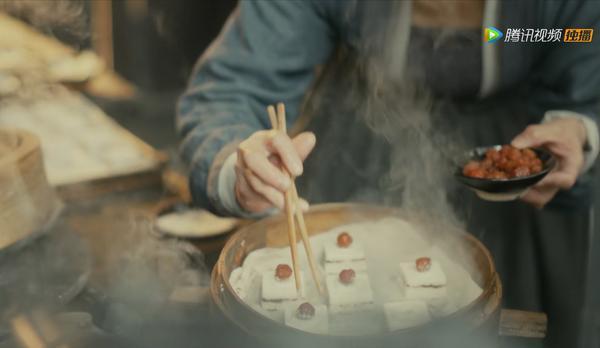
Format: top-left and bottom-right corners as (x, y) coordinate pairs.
(0, 88), (166, 197)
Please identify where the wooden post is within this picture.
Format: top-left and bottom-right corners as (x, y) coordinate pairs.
(499, 309), (547, 338)
(90, 0), (114, 70)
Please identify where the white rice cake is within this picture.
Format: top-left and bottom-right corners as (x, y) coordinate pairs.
(399, 260), (447, 288)
(284, 304), (329, 334)
(404, 285), (448, 300)
(384, 301), (431, 331)
(326, 273), (374, 313)
(252, 303), (285, 322)
(324, 243), (365, 263)
(428, 299), (458, 318)
(261, 270), (304, 302)
(324, 260), (368, 275)
(261, 299), (303, 312)
(328, 310), (385, 336)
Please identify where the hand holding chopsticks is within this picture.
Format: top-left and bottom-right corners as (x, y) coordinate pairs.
(267, 103), (323, 295)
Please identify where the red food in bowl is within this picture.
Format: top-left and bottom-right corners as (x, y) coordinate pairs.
(462, 145), (543, 180)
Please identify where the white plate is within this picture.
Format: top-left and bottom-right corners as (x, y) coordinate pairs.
(156, 209), (238, 239)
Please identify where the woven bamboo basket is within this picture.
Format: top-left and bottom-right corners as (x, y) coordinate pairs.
(0, 128), (61, 250)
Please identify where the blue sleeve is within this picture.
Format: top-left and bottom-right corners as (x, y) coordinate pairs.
(177, 0), (335, 214)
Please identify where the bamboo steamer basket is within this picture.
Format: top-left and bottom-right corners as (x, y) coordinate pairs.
(0, 128), (62, 250)
(211, 203), (503, 348)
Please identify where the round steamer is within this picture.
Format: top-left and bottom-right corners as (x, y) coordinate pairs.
(0, 128), (62, 250)
(211, 203), (502, 347)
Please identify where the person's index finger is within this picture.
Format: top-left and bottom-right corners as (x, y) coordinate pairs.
(243, 151), (291, 191)
(270, 132), (303, 176)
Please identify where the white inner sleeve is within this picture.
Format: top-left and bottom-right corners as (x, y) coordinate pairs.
(543, 110), (600, 173)
(218, 152), (246, 216)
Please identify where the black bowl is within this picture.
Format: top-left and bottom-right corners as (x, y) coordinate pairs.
(455, 145), (557, 201)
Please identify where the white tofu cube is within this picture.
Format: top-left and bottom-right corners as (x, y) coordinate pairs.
(261, 271), (304, 302)
(326, 273), (374, 313)
(324, 260), (368, 275)
(428, 299), (458, 318)
(284, 304), (329, 334)
(252, 303), (285, 322)
(399, 260), (447, 288)
(384, 301), (431, 331)
(324, 243), (365, 263)
(404, 286), (448, 300)
(261, 299), (303, 312)
(328, 310), (385, 336)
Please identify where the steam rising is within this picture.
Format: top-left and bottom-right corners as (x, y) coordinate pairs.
(99, 213), (209, 343)
(356, 75), (463, 229)
(1, 208), (211, 346)
(303, 2), (467, 232)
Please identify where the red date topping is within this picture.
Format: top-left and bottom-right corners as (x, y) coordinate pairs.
(296, 302), (316, 320)
(337, 232), (353, 248)
(462, 145), (543, 180)
(339, 269), (356, 284)
(513, 166), (531, 177)
(416, 257), (431, 272)
(275, 264), (293, 280)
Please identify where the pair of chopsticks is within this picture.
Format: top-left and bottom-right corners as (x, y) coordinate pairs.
(267, 103), (323, 295)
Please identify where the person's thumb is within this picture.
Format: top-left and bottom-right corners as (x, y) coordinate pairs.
(292, 132), (317, 161)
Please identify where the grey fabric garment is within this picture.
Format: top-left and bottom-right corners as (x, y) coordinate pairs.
(460, 185), (591, 348)
(581, 177), (600, 348)
(177, 0), (600, 214)
(406, 27), (481, 99)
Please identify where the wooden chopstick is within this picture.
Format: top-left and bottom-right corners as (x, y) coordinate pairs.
(290, 184), (323, 294)
(267, 105), (302, 292)
(273, 103), (323, 295)
(267, 106), (278, 131)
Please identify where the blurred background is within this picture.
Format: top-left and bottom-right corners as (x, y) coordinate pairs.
(97, 0), (236, 149)
(0, 1), (243, 347)
(26, 0), (238, 150)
